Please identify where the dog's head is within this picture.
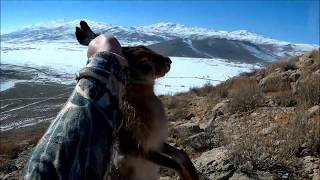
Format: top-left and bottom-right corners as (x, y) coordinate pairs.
(123, 46), (171, 82)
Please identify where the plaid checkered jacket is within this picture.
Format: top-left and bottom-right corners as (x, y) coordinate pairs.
(23, 52), (128, 180)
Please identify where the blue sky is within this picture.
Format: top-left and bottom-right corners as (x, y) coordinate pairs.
(1, 0), (319, 44)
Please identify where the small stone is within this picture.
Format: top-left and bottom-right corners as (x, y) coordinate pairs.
(289, 72), (300, 82)
(307, 105), (320, 118)
(208, 100), (230, 118)
(275, 68), (282, 72)
(169, 122), (203, 139)
(185, 112), (195, 120)
(282, 173), (289, 179)
(185, 132), (208, 149)
(185, 130), (222, 150)
(0, 160), (18, 174)
(229, 172), (250, 180)
(255, 171), (275, 180)
(260, 124), (277, 135)
(314, 69), (320, 75)
(300, 156), (320, 179)
(194, 147), (235, 180)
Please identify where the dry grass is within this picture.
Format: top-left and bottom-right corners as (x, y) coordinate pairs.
(266, 59), (297, 75)
(307, 50), (320, 72)
(228, 77), (263, 113)
(220, 51), (320, 176)
(258, 59), (297, 93)
(270, 91), (297, 107)
(215, 80), (232, 98)
(310, 49), (320, 60)
(187, 75), (264, 113)
(171, 51), (320, 176)
(0, 121), (47, 158)
(263, 75), (292, 93)
(296, 74), (320, 107)
(160, 95), (190, 121)
(189, 81), (230, 99)
(0, 137), (38, 158)
(189, 82), (215, 97)
(229, 110), (320, 173)
(0, 143), (23, 158)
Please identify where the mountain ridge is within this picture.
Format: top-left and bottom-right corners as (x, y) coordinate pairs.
(1, 19), (318, 63)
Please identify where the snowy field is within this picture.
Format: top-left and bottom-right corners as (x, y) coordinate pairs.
(1, 42), (258, 130)
(1, 42), (259, 95)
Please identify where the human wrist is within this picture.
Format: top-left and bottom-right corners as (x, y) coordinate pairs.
(86, 51), (128, 84)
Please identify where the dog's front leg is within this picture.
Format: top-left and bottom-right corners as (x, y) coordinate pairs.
(146, 143), (199, 180)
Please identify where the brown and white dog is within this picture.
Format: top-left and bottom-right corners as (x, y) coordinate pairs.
(76, 21), (198, 180)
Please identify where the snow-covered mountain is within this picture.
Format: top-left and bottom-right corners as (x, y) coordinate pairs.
(1, 19), (318, 63)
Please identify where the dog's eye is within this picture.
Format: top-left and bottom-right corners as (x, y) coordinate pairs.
(140, 63), (152, 73)
(140, 57), (149, 63)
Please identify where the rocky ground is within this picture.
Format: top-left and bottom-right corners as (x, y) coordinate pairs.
(1, 50), (319, 179)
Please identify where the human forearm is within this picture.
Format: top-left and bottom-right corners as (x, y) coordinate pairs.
(22, 52), (127, 180)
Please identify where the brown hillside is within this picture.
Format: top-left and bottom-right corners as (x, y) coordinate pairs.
(1, 50), (319, 179)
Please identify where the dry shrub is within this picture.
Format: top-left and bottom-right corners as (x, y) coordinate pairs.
(189, 81), (230, 98)
(189, 82), (215, 97)
(296, 74), (320, 107)
(309, 49), (320, 60)
(0, 143), (23, 158)
(266, 60), (297, 75)
(260, 72), (292, 93)
(215, 80), (232, 98)
(229, 110), (320, 174)
(161, 96), (189, 121)
(166, 96), (180, 109)
(0, 137), (39, 158)
(309, 50), (320, 72)
(189, 82), (231, 110)
(229, 77), (263, 112)
(229, 119), (281, 172)
(271, 91), (297, 107)
(309, 50), (320, 67)
(279, 111), (320, 157)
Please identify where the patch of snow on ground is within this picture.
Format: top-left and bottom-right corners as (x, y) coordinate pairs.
(1, 42), (258, 95)
(155, 57), (259, 95)
(0, 80), (16, 91)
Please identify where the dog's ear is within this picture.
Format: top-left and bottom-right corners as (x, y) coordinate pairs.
(122, 46), (137, 62)
(122, 46), (148, 55)
(75, 21), (98, 46)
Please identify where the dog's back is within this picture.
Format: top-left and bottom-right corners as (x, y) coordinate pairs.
(109, 46), (171, 180)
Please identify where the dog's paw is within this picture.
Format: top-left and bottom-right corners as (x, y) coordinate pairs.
(75, 21), (98, 46)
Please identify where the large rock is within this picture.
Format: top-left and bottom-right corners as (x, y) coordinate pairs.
(212, 100), (230, 116)
(259, 72), (291, 92)
(169, 122), (203, 139)
(194, 147), (235, 180)
(184, 132), (222, 150)
(205, 100), (230, 118)
(184, 132), (208, 150)
(204, 118), (224, 133)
